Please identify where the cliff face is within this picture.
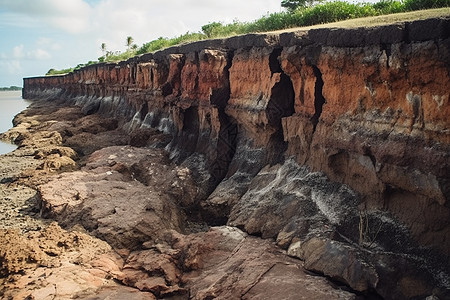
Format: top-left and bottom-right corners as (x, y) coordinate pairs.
(23, 17), (450, 298)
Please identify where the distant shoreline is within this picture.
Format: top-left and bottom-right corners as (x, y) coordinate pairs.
(0, 86), (22, 91)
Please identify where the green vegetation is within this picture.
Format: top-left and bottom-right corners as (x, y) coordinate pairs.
(46, 68), (74, 76)
(0, 86), (21, 91)
(46, 60), (98, 76)
(404, 0), (449, 10)
(282, 0), (323, 11)
(137, 32), (206, 54)
(46, 0), (450, 75)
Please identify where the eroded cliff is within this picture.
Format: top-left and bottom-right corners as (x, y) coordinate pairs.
(21, 16), (450, 299)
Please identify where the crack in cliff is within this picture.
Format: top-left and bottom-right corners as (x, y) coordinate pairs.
(194, 52), (200, 93)
(169, 106), (201, 164)
(381, 43), (392, 68)
(241, 263), (277, 298)
(406, 92), (424, 131)
(362, 143), (377, 168)
(266, 48), (295, 164)
(267, 48), (295, 128)
(150, 68), (154, 86)
(131, 63), (137, 84)
(403, 22), (411, 44)
(311, 65), (326, 133)
(139, 102), (148, 122)
(269, 48), (283, 74)
(267, 73), (295, 127)
(162, 54), (186, 97)
(161, 82), (173, 97)
(210, 51), (235, 109)
(210, 50), (237, 185)
(212, 111), (237, 183)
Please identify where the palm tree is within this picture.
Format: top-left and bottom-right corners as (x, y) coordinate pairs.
(101, 43), (107, 56)
(126, 36), (134, 51)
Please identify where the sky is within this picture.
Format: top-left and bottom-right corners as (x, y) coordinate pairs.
(0, 0), (283, 87)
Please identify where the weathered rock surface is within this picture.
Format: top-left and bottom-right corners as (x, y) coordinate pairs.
(0, 222), (134, 300)
(116, 226), (356, 300)
(179, 227), (355, 300)
(38, 145), (196, 249)
(0, 102), (155, 299)
(1, 100), (353, 299)
(8, 14), (450, 299)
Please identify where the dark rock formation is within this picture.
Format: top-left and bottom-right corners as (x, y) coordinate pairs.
(20, 16), (450, 299)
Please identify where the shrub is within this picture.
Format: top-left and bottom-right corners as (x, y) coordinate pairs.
(201, 21), (249, 37)
(246, 11), (302, 32)
(202, 22), (223, 38)
(169, 32), (206, 46)
(297, 2), (378, 26)
(99, 50), (136, 62)
(372, 0), (404, 14)
(137, 37), (171, 54)
(404, 0), (450, 10)
(46, 68), (74, 76)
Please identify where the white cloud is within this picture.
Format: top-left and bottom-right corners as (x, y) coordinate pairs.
(36, 37), (62, 51)
(6, 44), (51, 60)
(0, 60), (22, 74)
(12, 45), (24, 58)
(9, 60), (22, 73)
(27, 49), (51, 60)
(51, 43), (62, 51)
(36, 37), (51, 47)
(0, 0), (92, 34)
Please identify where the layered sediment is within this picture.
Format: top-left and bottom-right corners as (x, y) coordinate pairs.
(3, 15), (450, 299)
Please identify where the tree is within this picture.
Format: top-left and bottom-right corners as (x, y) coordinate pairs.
(101, 43), (107, 55)
(281, 0), (318, 11)
(202, 22), (222, 38)
(126, 36), (134, 51)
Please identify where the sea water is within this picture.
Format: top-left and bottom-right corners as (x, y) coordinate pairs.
(0, 90), (31, 155)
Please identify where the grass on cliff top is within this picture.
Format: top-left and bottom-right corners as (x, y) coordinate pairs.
(278, 6), (450, 31)
(46, 0), (450, 75)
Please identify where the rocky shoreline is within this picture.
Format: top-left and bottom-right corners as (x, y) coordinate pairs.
(0, 100), (357, 299)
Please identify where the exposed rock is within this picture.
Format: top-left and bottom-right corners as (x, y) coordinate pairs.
(0, 101), (169, 299)
(291, 237), (379, 292)
(0, 184), (44, 232)
(0, 222), (131, 300)
(181, 227), (355, 300)
(118, 226), (355, 300)
(228, 159), (358, 238)
(38, 145), (194, 249)
(0, 100), (358, 298)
